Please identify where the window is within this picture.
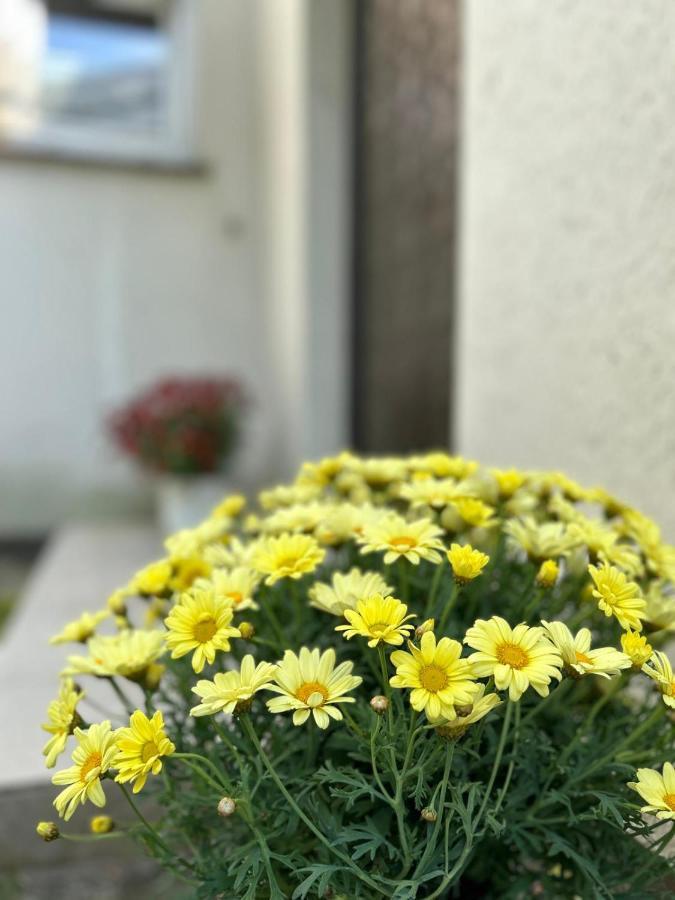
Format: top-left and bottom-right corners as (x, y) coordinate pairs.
(0, 0), (196, 165)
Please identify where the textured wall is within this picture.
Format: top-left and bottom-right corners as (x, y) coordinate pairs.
(457, 0), (675, 537)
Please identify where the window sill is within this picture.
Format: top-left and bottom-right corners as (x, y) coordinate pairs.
(0, 143), (209, 178)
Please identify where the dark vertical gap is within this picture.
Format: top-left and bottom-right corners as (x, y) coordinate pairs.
(350, 0), (460, 454)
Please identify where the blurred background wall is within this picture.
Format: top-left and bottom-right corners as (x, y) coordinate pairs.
(457, 0), (675, 537)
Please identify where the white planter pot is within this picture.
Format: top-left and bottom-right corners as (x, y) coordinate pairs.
(155, 475), (231, 536)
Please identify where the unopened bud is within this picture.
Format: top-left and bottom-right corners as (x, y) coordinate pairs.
(536, 559), (559, 589)
(415, 618), (435, 639)
(217, 797), (237, 817)
(107, 590), (128, 616)
(36, 821), (59, 842)
(141, 663), (165, 692)
(420, 808), (437, 823)
(370, 695), (389, 715)
(90, 815), (114, 834)
(239, 621), (255, 640)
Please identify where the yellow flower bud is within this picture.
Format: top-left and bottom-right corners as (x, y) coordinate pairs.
(36, 821), (59, 842)
(90, 815), (114, 834)
(239, 621), (255, 640)
(107, 589), (128, 616)
(415, 618), (435, 639)
(536, 559), (559, 589)
(620, 630), (652, 669)
(420, 808), (437, 823)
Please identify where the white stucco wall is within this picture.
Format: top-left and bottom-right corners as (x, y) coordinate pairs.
(0, 0), (352, 533)
(457, 0), (675, 537)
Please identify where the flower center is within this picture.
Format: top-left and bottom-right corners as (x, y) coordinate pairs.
(419, 664), (448, 693)
(80, 751), (102, 782)
(575, 650), (593, 665)
(390, 536), (416, 550)
(226, 591), (244, 605)
(296, 681), (329, 706)
(141, 741), (160, 763)
(664, 793), (675, 811)
(193, 615), (218, 643)
(277, 556), (300, 570)
(368, 621), (392, 635)
(496, 643), (529, 669)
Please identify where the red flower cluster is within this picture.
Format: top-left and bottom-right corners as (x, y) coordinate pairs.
(109, 376), (245, 475)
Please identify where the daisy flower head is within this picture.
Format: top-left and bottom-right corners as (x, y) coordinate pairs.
(50, 610), (109, 645)
(464, 616), (563, 701)
(42, 678), (85, 768)
(491, 468), (526, 498)
(197, 566), (260, 612)
(336, 594), (415, 648)
(131, 559), (172, 597)
(431, 684), (502, 740)
(169, 555), (213, 593)
(165, 588), (240, 673)
(64, 630), (165, 681)
(190, 655), (278, 717)
(52, 722), (119, 821)
(449, 498), (497, 529)
(536, 559), (560, 589)
(266, 647), (362, 728)
(114, 710), (175, 794)
(621, 630), (653, 669)
(211, 493), (247, 519)
(628, 763), (675, 820)
(541, 620), (631, 679)
(251, 533), (325, 586)
(588, 562), (646, 632)
(389, 632), (479, 720)
(504, 517), (572, 562)
(358, 514), (444, 565)
(446, 543), (490, 584)
(643, 651), (675, 708)
(309, 568), (393, 617)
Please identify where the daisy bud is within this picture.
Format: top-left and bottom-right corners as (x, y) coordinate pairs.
(107, 590), (128, 616)
(90, 815), (114, 834)
(141, 663), (166, 691)
(370, 695), (389, 715)
(420, 807), (437, 823)
(536, 559), (559, 589)
(217, 797), (237, 817)
(239, 621), (255, 640)
(415, 618), (435, 639)
(36, 821), (59, 842)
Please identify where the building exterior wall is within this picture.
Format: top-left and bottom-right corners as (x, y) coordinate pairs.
(457, 0), (675, 537)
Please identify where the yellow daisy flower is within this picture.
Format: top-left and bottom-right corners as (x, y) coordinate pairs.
(541, 620), (631, 679)
(446, 543), (490, 584)
(308, 568), (393, 617)
(266, 647), (362, 728)
(336, 594), (415, 647)
(169, 555), (213, 593)
(259, 483), (322, 510)
(64, 630), (165, 681)
(52, 722), (119, 821)
(588, 562), (646, 632)
(358, 514), (444, 565)
(50, 610), (109, 645)
(504, 517), (572, 561)
(628, 763), (675, 820)
(389, 632), (479, 720)
(132, 559), (172, 597)
(430, 684), (502, 739)
(568, 518), (643, 577)
(399, 478), (463, 509)
(164, 588), (240, 673)
(114, 710), (175, 794)
(621, 630), (653, 669)
(196, 566), (260, 612)
(261, 502), (328, 535)
(491, 469), (526, 498)
(251, 533), (325, 586)
(643, 581), (675, 632)
(190, 654), (278, 717)
(464, 616), (563, 701)
(42, 678), (85, 768)
(449, 498), (497, 529)
(643, 651), (675, 708)
(211, 494), (247, 519)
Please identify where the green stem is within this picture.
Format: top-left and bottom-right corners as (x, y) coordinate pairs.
(491, 700), (521, 818)
(61, 831), (128, 842)
(173, 752), (230, 792)
(475, 700), (513, 827)
(241, 716), (388, 896)
(393, 710), (418, 877)
(425, 563), (444, 616)
(519, 678), (572, 727)
(413, 743), (455, 879)
(174, 755), (229, 796)
(398, 558), (410, 602)
(108, 677), (136, 716)
(118, 782), (188, 870)
(437, 581), (460, 634)
(262, 599), (287, 649)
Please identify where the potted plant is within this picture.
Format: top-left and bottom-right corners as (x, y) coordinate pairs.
(38, 453), (674, 897)
(109, 375), (245, 532)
